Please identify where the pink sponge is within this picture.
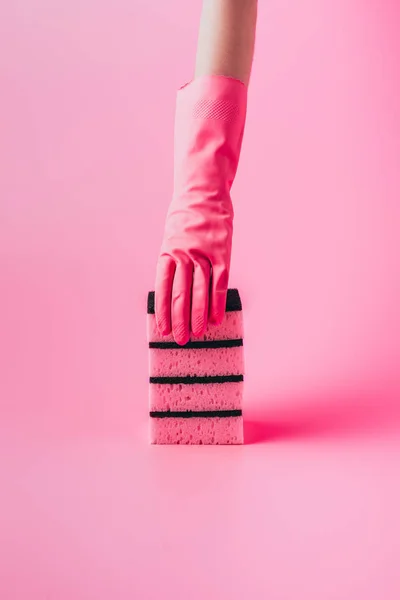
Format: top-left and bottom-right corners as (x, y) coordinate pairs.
(147, 289), (244, 444)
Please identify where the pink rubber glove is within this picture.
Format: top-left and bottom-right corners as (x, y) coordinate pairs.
(155, 75), (247, 345)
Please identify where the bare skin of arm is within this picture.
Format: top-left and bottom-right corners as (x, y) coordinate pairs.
(195, 0), (258, 86)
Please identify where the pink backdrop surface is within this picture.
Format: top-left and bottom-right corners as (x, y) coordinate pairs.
(1, 0), (400, 598)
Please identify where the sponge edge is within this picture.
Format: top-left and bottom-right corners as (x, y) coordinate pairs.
(150, 416), (243, 445)
(150, 346), (244, 378)
(150, 381), (243, 412)
(147, 289), (244, 445)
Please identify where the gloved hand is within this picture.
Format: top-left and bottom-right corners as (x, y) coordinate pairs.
(155, 75), (247, 345)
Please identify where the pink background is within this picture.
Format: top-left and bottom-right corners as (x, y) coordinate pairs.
(1, 0), (400, 598)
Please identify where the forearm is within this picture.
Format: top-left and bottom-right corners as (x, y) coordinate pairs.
(195, 0), (258, 86)
(156, 0), (257, 343)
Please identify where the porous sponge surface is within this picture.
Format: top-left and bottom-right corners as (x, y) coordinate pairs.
(149, 346), (244, 378)
(147, 311), (243, 344)
(150, 416), (243, 445)
(150, 381), (243, 412)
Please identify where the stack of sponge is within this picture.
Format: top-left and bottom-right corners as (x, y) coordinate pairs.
(147, 289), (244, 444)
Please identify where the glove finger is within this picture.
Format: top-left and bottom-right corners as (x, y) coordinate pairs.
(172, 260), (193, 346)
(191, 258), (211, 337)
(155, 255), (176, 336)
(209, 263), (229, 326)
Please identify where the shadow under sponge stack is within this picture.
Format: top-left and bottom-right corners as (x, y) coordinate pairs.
(147, 289), (244, 444)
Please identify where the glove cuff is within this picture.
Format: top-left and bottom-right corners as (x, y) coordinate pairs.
(173, 75), (248, 199)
